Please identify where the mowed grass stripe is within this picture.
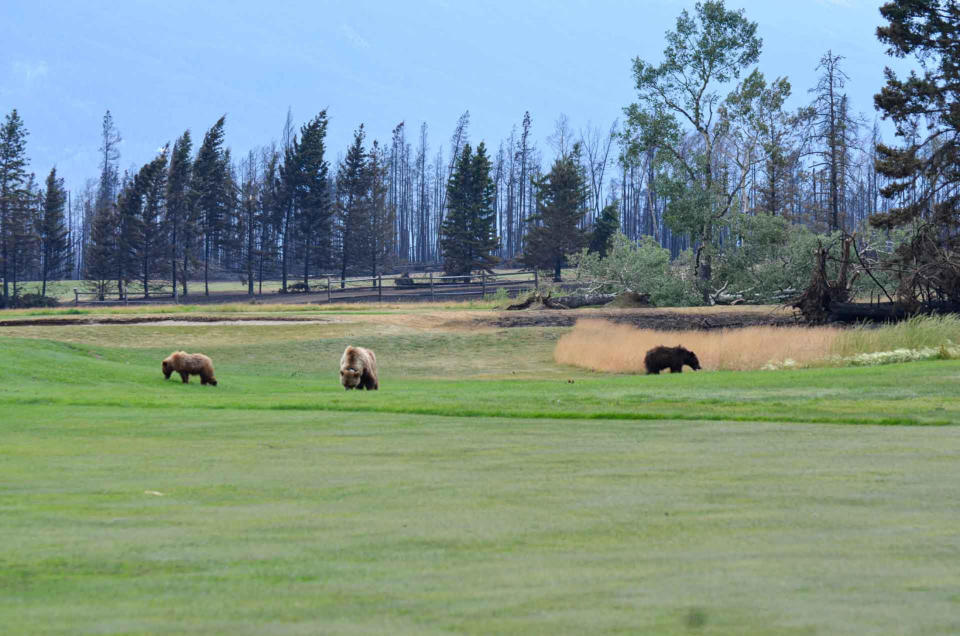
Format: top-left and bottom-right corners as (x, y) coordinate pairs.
(3, 405), (960, 634)
(2, 336), (959, 427)
(0, 396), (951, 427)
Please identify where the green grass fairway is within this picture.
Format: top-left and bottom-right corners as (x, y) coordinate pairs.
(2, 314), (960, 634)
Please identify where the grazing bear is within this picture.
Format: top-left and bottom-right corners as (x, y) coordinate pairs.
(340, 345), (379, 390)
(644, 345), (701, 375)
(162, 351), (218, 386)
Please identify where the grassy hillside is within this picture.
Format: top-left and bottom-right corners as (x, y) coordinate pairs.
(2, 314), (959, 634)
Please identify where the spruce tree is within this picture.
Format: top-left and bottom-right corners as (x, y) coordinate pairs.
(336, 126), (370, 286)
(85, 193), (117, 301)
(135, 151), (168, 297)
(522, 147), (590, 281)
(93, 111), (121, 273)
(871, 0), (960, 303)
(440, 142), (499, 276)
(0, 109), (30, 307)
(115, 173), (142, 299)
(588, 200), (620, 258)
(191, 116), (228, 296)
(293, 111), (332, 287)
(39, 167), (71, 296)
(873, 0), (960, 229)
(165, 131), (193, 297)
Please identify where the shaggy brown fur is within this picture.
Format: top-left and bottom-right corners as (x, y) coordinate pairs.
(340, 346), (378, 390)
(162, 351), (218, 386)
(644, 345), (701, 375)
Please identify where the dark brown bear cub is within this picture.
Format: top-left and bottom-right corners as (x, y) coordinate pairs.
(162, 351), (218, 385)
(340, 346), (379, 390)
(644, 345), (701, 375)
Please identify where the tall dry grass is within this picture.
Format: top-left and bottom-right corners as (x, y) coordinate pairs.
(554, 319), (841, 372)
(832, 314), (960, 357)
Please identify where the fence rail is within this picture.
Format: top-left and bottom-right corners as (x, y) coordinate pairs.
(71, 270), (541, 306)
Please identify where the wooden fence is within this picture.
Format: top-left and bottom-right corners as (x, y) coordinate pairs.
(72, 270), (541, 306)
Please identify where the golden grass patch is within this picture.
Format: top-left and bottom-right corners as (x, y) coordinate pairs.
(554, 318), (840, 372)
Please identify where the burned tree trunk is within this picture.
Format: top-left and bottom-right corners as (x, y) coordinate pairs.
(506, 291), (570, 310)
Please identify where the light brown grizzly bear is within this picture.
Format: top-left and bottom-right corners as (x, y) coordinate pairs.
(339, 345), (378, 390)
(162, 351), (218, 386)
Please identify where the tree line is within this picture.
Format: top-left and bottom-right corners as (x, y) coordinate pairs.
(1, 0), (953, 308)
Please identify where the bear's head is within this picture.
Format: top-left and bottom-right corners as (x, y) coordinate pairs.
(340, 367), (362, 388)
(162, 352), (182, 379)
(680, 347), (701, 371)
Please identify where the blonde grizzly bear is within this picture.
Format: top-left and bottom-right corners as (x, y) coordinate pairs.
(339, 346), (378, 390)
(162, 351), (218, 386)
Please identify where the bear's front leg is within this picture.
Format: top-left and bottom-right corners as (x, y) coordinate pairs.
(180, 371), (190, 383)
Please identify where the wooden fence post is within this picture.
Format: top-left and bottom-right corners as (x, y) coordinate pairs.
(327, 277), (331, 303)
(534, 269), (539, 289)
(378, 275), (382, 302)
(482, 273), (487, 298)
(430, 272), (434, 301)
(74, 288), (79, 306)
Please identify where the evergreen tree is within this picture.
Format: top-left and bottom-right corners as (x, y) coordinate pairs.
(259, 147), (284, 293)
(873, 0), (960, 229)
(135, 151), (168, 297)
(336, 126), (370, 286)
(0, 109), (30, 307)
(278, 139), (297, 291)
(293, 111), (332, 287)
(92, 110), (121, 278)
(440, 142), (499, 276)
(85, 191), (117, 301)
(8, 174), (40, 301)
(165, 131), (193, 297)
(115, 172), (142, 299)
(191, 116), (229, 295)
(588, 200), (620, 257)
(522, 147), (590, 281)
(39, 167), (71, 296)
(871, 0), (960, 303)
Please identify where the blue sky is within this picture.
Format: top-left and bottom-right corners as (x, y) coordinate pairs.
(1, 0), (903, 192)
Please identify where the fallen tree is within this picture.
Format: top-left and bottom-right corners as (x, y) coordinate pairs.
(792, 234), (960, 324)
(504, 291), (620, 310)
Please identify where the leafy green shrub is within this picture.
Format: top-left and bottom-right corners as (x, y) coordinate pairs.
(572, 233), (701, 306)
